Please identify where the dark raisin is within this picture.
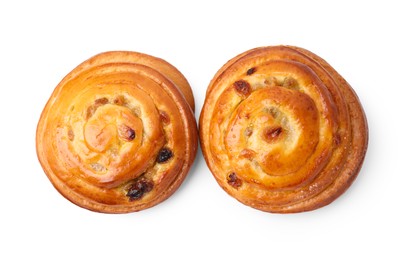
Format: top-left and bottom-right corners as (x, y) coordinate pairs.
(233, 80), (251, 96)
(334, 133), (341, 146)
(118, 125), (136, 141)
(227, 173), (242, 189)
(128, 129), (136, 140)
(246, 67), (256, 75)
(157, 148), (173, 163)
(126, 179), (154, 201)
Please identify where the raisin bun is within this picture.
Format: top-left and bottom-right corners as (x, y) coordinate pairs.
(37, 51), (198, 213)
(199, 46), (368, 213)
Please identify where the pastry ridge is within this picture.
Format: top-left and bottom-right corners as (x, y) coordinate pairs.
(37, 51), (198, 213)
(199, 45), (368, 213)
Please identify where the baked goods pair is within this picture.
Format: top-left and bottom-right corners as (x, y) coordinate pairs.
(37, 46), (368, 213)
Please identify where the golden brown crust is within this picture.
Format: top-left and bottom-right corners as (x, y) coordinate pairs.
(37, 51), (198, 213)
(199, 45), (368, 213)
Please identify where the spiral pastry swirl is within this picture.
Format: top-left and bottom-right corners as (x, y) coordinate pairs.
(37, 51), (198, 213)
(200, 46), (368, 213)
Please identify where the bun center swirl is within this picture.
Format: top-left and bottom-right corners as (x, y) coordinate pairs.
(225, 86), (320, 185)
(56, 66), (171, 189)
(83, 104), (142, 153)
(211, 60), (335, 190)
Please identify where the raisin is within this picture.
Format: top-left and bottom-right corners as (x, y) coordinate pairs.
(95, 97), (109, 105)
(244, 127), (253, 137)
(239, 149), (256, 160)
(227, 173), (242, 189)
(126, 179), (154, 201)
(113, 95), (125, 105)
(263, 126), (283, 142)
(282, 77), (298, 89)
(85, 105), (96, 120)
(246, 67), (256, 75)
(233, 80), (251, 96)
(156, 148), (173, 163)
(159, 111), (170, 125)
(334, 133), (341, 146)
(118, 125), (136, 141)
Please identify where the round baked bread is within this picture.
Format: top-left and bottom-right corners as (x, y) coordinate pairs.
(199, 45), (368, 213)
(37, 51), (198, 213)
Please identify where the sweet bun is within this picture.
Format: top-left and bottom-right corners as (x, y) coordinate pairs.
(37, 51), (198, 213)
(199, 45), (368, 213)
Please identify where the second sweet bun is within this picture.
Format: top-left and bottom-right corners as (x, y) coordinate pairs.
(36, 51), (198, 213)
(199, 45), (368, 213)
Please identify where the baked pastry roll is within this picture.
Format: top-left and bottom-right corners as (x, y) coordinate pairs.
(200, 46), (368, 213)
(37, 51), (198, 213)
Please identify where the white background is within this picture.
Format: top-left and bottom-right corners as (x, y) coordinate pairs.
(1, 0), (406, 259)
